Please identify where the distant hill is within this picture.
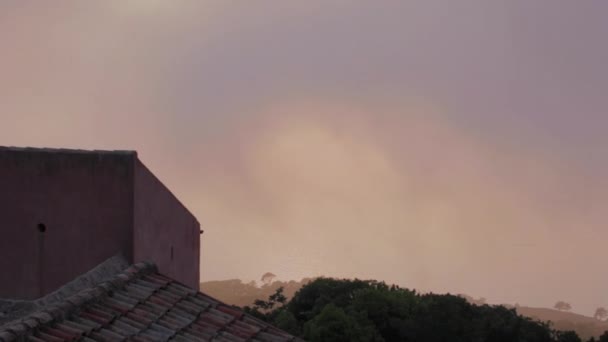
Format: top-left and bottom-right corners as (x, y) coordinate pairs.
(514, 306), (608, 340)
(202, 279), (608, 339)
(458, 295), (608, 340)
(200, 278), (314, 308)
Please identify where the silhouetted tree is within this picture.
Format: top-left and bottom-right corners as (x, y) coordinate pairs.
(458, 294), (487, 306)
(554, 330), (582, 342)
(269, 286), (287, 306)
(251, 286), (286, 311)
(303, 304), (381, 342)
(245, 277), (587, 341)
(261, 272), (277, 285)
(274, 310), (300, 336)
(555, 301), (573, 312)
(594, 307), (608, 321)
(598, 330), (608, 342)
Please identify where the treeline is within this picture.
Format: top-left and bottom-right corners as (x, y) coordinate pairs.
(244, 277), (608, 342)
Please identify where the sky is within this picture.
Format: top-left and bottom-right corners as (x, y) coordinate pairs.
(1, 1), (607, 315)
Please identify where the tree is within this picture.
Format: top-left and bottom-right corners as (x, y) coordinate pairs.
(261, 272), (277, 286)
(243, 286), (290, 324)
(302, 304), (380, 342)
(555, 301), (572, 312)
(554, 330), (582, 342)
(458, 294), (487, 306)
(599, 330), (608, 342)
(269, 286), (287, 306)
(286, 277), (385, 322)
(251, 287), (286, 311)
(274, 310), (300, 336)
(594, 307), (608, 321)
(246, 277), (568, 341)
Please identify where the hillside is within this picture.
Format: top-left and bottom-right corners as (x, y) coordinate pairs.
(515, 306), (608, 340)
(200, 278), (314, 308)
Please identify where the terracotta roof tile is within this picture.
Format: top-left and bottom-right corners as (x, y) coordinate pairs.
(0, 262), (302, 342)
(27, 335), (46, 342)
(36, 331), (64, 342)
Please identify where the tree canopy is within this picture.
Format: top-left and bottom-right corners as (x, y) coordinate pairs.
(555, 301), (573, 312)
(594, 308), (608, 321)
(245, 277), (608, 342)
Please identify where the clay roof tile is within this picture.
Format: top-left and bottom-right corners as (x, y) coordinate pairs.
(0, 262), (302, 342)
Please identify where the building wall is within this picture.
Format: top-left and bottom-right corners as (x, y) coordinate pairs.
(0, 148), (135, 299)
(133, 159), (200, 289)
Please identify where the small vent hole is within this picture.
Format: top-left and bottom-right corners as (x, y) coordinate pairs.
(37, 223), (46, 233)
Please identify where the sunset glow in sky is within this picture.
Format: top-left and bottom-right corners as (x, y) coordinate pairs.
(2, 1), (608, 315)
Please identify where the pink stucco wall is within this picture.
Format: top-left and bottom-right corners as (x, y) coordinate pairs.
(0, 148), (134, 299)
(133, 160), (200, 289)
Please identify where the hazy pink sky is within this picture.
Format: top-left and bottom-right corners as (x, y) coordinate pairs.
(1, 1), (607, 315)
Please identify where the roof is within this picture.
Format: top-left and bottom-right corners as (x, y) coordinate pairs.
(0, 146), (136, 155)
(0, 262), (301, 342)
(0, 256), (130, 324)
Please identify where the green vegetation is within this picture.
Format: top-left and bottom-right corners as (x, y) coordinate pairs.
(244, 278), (603, 342)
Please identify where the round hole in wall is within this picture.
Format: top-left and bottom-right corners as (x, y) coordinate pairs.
(37, 223), (46, 233)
